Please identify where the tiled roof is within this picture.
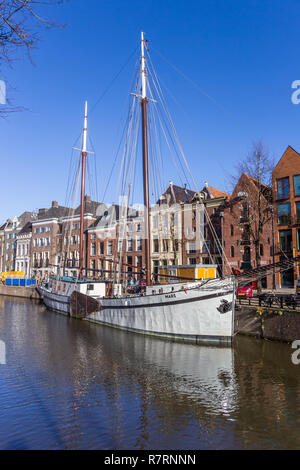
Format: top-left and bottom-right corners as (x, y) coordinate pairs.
(37, 205), (70, 220)
(207, 186), (230, 199)
(74, 198), (106, 216)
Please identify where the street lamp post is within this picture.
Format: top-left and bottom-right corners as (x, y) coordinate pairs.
(270, 205), (276, 290)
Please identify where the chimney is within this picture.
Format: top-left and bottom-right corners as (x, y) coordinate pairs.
(84, 195), (91, 202)
(52, 201), (58, 208)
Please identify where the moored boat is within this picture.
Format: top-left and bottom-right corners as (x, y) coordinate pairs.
(39, 32), (236, 344)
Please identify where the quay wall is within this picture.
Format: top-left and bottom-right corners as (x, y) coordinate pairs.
(0, 284), (41, 300)
(235, 305), (300, 343)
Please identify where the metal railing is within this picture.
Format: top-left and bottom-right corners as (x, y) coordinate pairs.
(240, 239), (250, 246)
(236, 293), (300, 310)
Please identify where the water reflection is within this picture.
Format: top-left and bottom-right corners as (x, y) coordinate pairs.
(0, 296), (299, 449)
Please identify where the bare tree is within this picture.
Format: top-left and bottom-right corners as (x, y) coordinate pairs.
(230, 141), (275, 291)
(0, 0), (66, 113)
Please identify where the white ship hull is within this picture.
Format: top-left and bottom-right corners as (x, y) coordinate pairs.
(40, 278), (235, 344)
(42, 288), (70, 315)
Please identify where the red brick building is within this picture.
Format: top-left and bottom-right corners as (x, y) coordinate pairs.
(86, 204), (145, 282)
(272, 146), (300, 288)
(31, 201), (70, 278)
(31, 197), (105, 279)
(220, 173), (273, 287)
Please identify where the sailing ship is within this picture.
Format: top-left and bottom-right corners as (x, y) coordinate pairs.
(39, 33), (236, 344)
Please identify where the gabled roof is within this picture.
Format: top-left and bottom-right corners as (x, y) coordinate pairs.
(17, 221), (32, 235)
(74, 197), (106, 216)
(273, 145), (300, 175)
(231, 172), (272, 201)
(87, 204), (121, 230)
(157, 184), (195, 205)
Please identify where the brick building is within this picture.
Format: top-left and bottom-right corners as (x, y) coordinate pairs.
(220, 173), (273, 287)
(59, 196), (106, 277)
(31, 201), (70, 278)
(150, 183), (229, 279)
(0, 212), (36, 273)
(86, 204), (145, 282)
(15, 222), (32, 276)
(272, 146), (300, 288)
(31, 197), (105, 279)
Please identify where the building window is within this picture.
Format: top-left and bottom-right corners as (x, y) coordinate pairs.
(231, 225), (234, 236)
(107, 241), (112, 256)
(117, 239), (123, 252)
(294, 175), (300, 197)
(277, 177), (290, 200)
(162, 239), (168, 252)
(188, 258), (196, 265)
(153, 239), (159, 253)
(72, 223), (78, 230)
(127, 238), (133, 252)
(187, 242), (196, 254)
(91, 233), (96, 239)
(41, 227), (45, 233)
(296, 202), (300, 224)
(46, 226), (51, 232)
(136, 237), (142, 251)
(244, 246), (251, 262)
(241, 203), (249, 221)
(231, 246), (235, 257)
(35, 228), (39, 234)
(99, 242), (104, 255)
(277, 203), (291, 225)
(279, 230), (292, 252)
(260, 244), (264, 256)
(297, 229), (300, 252)
(91, 242), (96, 256)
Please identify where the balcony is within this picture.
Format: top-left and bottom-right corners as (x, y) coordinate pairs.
(240, 238), (250, 246)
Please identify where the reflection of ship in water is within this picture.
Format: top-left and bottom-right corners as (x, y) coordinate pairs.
(3, 297), (300, 449)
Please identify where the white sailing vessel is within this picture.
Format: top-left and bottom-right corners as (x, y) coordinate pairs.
(39, 32), (236, 344)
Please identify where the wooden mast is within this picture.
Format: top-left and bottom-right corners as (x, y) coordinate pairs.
(79, 101), (88, 279)
(141, 32), (151, 286)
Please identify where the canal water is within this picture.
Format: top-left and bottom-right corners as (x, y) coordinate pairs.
(0, 296), (300, 450)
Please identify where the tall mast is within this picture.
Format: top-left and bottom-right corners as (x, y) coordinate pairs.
(141, 32), (151, 286)
(79, 101), (88, 278)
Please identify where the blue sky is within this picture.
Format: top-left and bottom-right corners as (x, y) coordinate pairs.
(1, 0), (300, 221)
